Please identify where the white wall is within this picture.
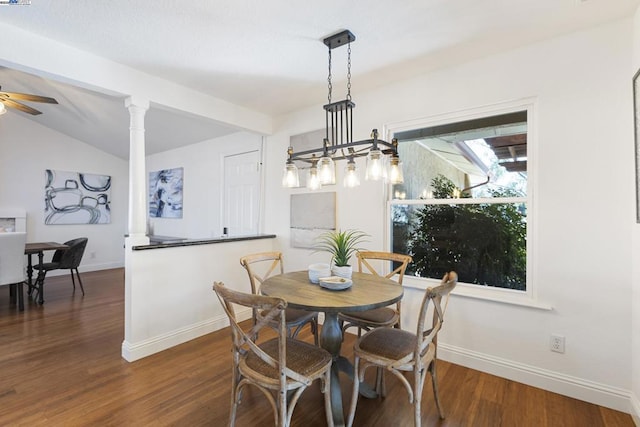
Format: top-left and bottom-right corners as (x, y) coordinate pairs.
(122, 236), (275, 361)
(630, 5), (640, 425)
(0, 113), (128, 271)
(145, 131), (263, 239)
(265, 18), (635, 412)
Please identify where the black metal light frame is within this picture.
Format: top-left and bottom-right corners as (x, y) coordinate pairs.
(285, 30), (399, 165)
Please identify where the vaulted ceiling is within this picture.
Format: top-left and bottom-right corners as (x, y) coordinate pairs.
(0, 0), (637, 159)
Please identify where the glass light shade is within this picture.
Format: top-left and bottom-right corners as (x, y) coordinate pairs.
(318, 155), (336, 185)
(365, 149), (386, 181)
(343, 160), (360, 188)
(282, 162), (299, 188)
(306, 165), (322, 190)
(0, 103), (6, 115)
(388, 156), (404, 184)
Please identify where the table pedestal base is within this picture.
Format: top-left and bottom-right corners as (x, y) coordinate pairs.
(320, 312), (378, 427)
(320, 312), (345, 426)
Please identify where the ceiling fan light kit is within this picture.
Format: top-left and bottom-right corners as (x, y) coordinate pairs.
(282, 29), (403, 189)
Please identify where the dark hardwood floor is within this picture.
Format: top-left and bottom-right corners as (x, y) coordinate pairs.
(0, 268), (634, 426)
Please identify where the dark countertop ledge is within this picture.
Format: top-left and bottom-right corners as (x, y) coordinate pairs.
(132, 234), (276, 251)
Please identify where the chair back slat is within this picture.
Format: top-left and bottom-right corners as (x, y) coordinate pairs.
(356, 251), (412, 325)
(416, 271), (457, 356)
(240, 251), (284, 294)
(356, 251), (412, 285)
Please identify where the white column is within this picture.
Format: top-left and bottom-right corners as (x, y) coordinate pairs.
(125, 96), (149, 240)
(122, 96), (149, 361)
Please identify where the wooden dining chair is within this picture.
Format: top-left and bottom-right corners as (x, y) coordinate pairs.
(213, 282), (334, 427)
(240, 251), (319, 345)
(347, 271), (458, 427)
(0, 232), (27, 311)
(339, 251), (412, 336)
(338, 251), (412, 396)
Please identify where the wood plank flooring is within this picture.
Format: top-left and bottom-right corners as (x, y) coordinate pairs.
(0, 268), (634, 426)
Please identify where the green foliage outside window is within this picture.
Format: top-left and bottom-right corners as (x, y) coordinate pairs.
(406, 175), (527, 290)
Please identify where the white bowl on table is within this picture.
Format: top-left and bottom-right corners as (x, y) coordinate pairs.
(308, 263), (331, 284)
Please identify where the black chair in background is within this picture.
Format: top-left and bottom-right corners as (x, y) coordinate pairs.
(34, 237), (88, 297)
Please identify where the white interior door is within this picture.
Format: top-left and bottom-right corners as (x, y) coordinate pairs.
(223, 150), (261, 236)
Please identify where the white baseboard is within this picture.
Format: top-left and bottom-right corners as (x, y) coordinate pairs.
(121, 307), (251, 362)
(630, 392), (640, 426)
(439, 343), (631, 413)
(46, 261), (124, 277)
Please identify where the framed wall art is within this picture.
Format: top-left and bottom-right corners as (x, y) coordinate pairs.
(149, 167), (184, 218)
(290, 192), (336, 248)
(44, 169), (112, 225)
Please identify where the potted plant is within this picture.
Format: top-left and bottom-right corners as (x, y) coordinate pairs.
(313, 229), (369, 279)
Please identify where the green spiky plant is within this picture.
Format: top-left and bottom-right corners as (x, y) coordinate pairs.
(313, 229), (369, 267)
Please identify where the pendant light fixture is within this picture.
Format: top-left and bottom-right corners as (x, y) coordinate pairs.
(282, 29), (403, 189)
(343, 157), (360, 188)
(318, 152), (336, 185)
(282, 147), (300, 188)
(306, 156), (322, 190)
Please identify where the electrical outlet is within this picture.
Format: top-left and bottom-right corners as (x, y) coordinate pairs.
(550, 334), (565, 353)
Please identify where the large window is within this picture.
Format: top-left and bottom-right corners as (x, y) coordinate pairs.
(390, 109), (529, 292)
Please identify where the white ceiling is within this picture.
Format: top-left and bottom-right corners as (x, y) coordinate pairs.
(0, 0), (638, 158)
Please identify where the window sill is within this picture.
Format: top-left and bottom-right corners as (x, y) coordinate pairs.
(402, 276), (552, 311)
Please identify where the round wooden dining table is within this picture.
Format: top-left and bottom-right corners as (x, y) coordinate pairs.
(261, 270), (403, 427)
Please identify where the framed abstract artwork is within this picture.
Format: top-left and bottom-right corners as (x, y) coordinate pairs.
(290, 192), (336, 248)
(44, 169), (112, 225)
(149, 167), (184, 218)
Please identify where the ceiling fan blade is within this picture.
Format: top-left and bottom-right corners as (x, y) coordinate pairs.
(1, 99), (42, 115)
(0, 91), (58, 104)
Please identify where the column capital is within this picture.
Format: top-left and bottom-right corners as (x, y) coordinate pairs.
(124, 96), (150, 110)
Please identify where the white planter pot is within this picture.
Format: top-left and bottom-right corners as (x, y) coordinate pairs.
(332, 265), (353, 279)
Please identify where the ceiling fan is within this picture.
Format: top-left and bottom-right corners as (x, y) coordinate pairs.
(0, 86), (58, 115)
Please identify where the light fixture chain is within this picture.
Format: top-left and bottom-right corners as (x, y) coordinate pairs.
(327, 48), (332, 104)
(282, 29), (404, 189)
(347, 41), (352, 101)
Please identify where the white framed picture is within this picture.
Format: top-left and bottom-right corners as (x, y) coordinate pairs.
(149, 167), (184, 218)
(44, 169), (112, 225)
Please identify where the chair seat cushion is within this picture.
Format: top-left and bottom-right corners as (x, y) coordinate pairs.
(357, 327), (417, 360)
(34, 262), (61, 272)
(340, 307), (398, 326)
(242, 337), (331, 381)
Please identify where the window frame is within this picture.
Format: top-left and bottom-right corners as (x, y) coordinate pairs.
(383, 98), (549, 310)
